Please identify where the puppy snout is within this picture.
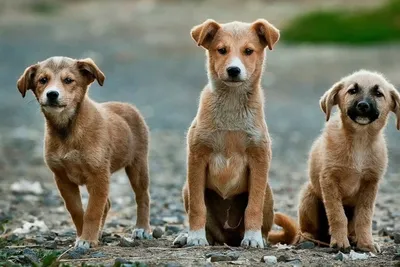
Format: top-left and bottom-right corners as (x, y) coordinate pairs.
(227, 67), (241, 78)
(46, 91), (59, 101)
(357, 101), (370, 113)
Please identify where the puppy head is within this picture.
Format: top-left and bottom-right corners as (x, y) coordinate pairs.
(17, 56), (105, 116)
(190, 19), (279, 88)
(320, 70), (400, 130)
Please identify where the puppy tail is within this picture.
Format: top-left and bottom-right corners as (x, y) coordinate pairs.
(267, 212), (298, 245)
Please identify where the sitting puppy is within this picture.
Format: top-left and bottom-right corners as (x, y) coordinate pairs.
(298, 70), (400, 253)
(17, 57), (151, 248)
(173, 19), (297, 248)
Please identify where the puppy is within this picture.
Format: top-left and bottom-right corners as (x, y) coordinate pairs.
(298, 70), (400, 253)
(17, 57), (151, 248)
(173, 19), (297, 248)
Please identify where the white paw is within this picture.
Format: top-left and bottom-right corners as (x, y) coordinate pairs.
(132, 228), (152, 240)
(173, 232), (188, 247)
(241, 230), (264, 248)
(187, 229), (209, 246)
(75, 239), (91, 249)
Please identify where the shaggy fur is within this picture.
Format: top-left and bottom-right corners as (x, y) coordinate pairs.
(298, 70), (400, 253)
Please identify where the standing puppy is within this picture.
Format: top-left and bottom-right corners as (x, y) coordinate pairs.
(174, 19), (297, 248)
(17, 57), (151, 248)
(298, 70), (400, 253)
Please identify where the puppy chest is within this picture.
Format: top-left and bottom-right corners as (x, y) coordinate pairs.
(207, 153), (248, 198)
(46, 150), (92, 185)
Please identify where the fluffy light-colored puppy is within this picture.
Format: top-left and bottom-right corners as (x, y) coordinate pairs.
(17, 57), (151, 248)
(298, 70), (400, 253)
(173, 19), (297, 249)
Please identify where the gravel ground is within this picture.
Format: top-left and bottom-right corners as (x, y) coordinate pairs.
(0, 0), (399, 266)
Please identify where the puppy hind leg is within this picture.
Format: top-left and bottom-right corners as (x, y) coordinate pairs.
(126, 160), (151, 239)
(99, 198), (111, 239)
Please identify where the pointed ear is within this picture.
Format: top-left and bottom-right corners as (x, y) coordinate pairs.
(390, 87), (400, 130)
(320, 82), (343, 121)
(190, 19), (221, 49)
(17, 64), (38, 98)
(76, 58), (105, 86)
(252, 19), (280, 50)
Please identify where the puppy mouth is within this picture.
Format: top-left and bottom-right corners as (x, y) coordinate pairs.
(41, 103), (67, 109)
(222, 79), (244, 87)
(354, 116), (373, 125)
(347, 112), (379, 126)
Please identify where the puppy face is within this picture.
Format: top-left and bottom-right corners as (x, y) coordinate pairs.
(190, 19), (279, 88)
(17, 56), (105, 117)
(320, 70), (400, 130)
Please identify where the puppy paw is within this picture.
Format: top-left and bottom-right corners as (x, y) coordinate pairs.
(132, 228), (152, 240)
(187, 229), (209, 246)
(173, 232), (188, 247)
(241, 230), (265, 249)
(357, 240), (380, 254)
(75, 238), (97, 249)
(330, 235), (350, 252)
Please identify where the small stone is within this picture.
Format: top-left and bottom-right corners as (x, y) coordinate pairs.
(152, 227), (164, 239)
(295, 241), (315, 250)
(394, 232), (400, 244)
(66, 247), (88, 259)
(261, 255), (277, 264)
(277, 254), (289, 262)
(162, 216), (183, 224)
(378, 227), (391, 237)
(44, 241), (57, 249)
(34, 236), (45, 244)
(118, 237), (139, 247)
(349, 250), (369, 260)
(206, 252), (239, 262)
(164, 263), (182, 267)
(23, 249), (39, 263)
(393, 254), (400, 261)
(333, 251), (348, 261)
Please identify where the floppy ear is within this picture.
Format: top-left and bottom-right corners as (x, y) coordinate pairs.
(320, 82), (343, 121)
(17, 64), (38, 98)
(390, 87), (400, 130)
(252, 19), (280, 50)
(76, 58), (105, 86)
(190, 19), (221, 49)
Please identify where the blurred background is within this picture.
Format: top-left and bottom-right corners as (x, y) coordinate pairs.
(0, 0), (400, 258)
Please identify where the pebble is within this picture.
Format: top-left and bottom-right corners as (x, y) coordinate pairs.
(206, 252), (240, 262)
(91, 252), (106, 258)
(23, 249), (39, 263)
(118, 237), (139, 247)
(378, 227), (392, 237)
(393, 254), (400, 261)
(277, 254), (289, 262)
(295, 241), (315, 250)
(162, 216), (184, 224)
(152, 227), (164, 239)
(287, 259), (303, 267)
(394, 232), (400, 244)
(349, 250), (369, 260)
(261, 255), (277, 264)
(66, 247), (89, 259)
(334, 251), (348, 261)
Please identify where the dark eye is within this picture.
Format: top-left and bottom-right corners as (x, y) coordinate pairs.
(348, 84), (359, 95)
(39, 77), (48, 85)
(375, 91), (383, 97)
(244, 48), (254, 56)
(217, 48), (227, 55)
(64, 78), (74, 84)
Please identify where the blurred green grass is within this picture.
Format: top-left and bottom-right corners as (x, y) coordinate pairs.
(282, 0), (400, 45)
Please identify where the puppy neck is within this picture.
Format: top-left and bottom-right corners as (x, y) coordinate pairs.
(43, 96), (95, 140)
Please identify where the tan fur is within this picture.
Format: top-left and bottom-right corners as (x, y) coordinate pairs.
(17, 57), (151, 247)
(182, 19), (296, 247)
(298, 70), (400, 253)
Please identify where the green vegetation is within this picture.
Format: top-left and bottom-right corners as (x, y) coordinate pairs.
(282, 0), (400, 45)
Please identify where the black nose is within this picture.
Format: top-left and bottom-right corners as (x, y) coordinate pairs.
(46, 91), (59, 101)
(227, 67), (241, 78)
(357, 101), (370, 113)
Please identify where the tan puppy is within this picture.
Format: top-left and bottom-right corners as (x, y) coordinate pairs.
(173, 19), (297, 248)
(298, 70), (400, 253)
(17, 57), (151, 248)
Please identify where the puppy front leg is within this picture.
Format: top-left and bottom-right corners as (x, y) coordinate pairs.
(354, 180), (380, 253)
(187, 151), (208, 246)
(54, 174), (84, 237)
(320, 174), (350, 251)
(76, 173), (109, 249)
(242, 146), (270, 248)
